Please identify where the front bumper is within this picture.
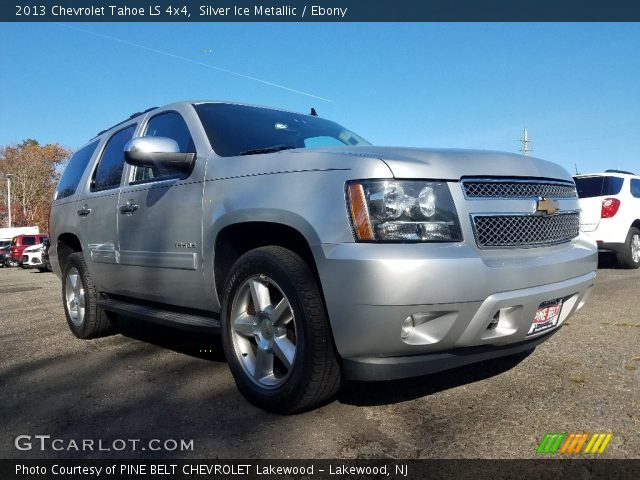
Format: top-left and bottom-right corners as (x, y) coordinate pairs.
(314, 238), (596, 380)
(343, 330), (555, 381)
(22, 254), (43, 267)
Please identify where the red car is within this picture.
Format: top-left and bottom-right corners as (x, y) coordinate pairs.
(7, 234), (48, 267)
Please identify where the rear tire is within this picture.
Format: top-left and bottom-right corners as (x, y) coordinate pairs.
(616, 227), (640, 269)
(221, 246), (341, 413)
(62, 252), (115, 338)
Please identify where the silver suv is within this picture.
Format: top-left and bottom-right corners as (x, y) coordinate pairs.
(50, 101), (597, 412)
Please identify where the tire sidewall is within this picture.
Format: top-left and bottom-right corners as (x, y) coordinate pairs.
(62, 254), (90, 337)
(627, 228), (640, 268)
(221, 251), (313, 409)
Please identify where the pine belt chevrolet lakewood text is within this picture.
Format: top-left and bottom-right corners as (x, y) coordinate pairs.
(49, 101), (598, 413)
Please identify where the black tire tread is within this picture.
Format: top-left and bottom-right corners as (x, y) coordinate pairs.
(616, 227), (640, 269)
(222, 246), (341, 413)
(63, 252), (114, 339)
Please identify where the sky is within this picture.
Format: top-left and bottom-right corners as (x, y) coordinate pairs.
(1, 22), (639, 175)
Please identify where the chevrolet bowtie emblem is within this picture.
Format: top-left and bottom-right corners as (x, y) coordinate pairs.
(536, 197), (559, 215)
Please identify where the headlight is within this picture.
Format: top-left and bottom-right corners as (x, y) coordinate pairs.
(346, 180), (463, 242)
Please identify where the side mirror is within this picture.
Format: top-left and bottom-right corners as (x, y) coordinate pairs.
(124, 137), (195, 171)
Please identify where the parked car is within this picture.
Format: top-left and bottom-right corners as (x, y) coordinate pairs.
(8, 234), (48, 267)
(41, 237), (52, 272)
(0, 244), (11, 267)
(574, 170), (640, 268)
(49, 101), (597, 413)
(21, 243), (50, 272)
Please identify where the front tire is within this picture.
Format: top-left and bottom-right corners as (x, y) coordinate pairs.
(62, 252), (114, 338)
(616, 227), (640, 269)
(221, 246), (341, 413)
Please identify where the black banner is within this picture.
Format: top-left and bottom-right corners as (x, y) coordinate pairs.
(2, 459), (640, 480)
(3, 0), (640, 22)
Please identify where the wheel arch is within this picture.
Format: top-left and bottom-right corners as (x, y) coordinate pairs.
(213, 221), (321, 303)
(56, 233), (83, 273)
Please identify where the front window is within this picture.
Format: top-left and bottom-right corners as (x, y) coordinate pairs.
(133, 111), (196, 183)
(193, 103), (370, 157)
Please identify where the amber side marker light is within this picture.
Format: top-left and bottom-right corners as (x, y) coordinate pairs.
(347, 183), (374, 241)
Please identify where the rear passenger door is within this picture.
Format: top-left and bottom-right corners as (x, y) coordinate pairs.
(115, 110), (207, 308)
(78, 124), (136, 292)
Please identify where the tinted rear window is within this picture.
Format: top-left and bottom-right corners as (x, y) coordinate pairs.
(574, 176), (624, 198)
(55, 140), (100, 200)
(92, 125), (136, 191)
(22, 236), (36, 246)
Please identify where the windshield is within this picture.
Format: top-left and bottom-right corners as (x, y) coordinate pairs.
(193, 103), (370, 157)
(574, 176), (624, 198)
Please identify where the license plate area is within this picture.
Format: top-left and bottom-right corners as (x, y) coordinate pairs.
(528, 299), (563, 335)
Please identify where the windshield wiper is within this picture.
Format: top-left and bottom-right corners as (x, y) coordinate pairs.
(239, 145), (297, 156)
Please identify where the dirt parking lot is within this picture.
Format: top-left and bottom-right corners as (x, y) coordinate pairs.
(1, 256), (638, 459)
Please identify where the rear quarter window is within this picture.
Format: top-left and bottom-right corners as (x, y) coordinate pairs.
(574, 176), (624, 198)
(631, 179), (640, 198)
(55, 140), (100, 200)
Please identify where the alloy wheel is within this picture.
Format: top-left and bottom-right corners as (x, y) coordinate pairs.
(229, 275), (297, 388)
(64, 267), (86, 326)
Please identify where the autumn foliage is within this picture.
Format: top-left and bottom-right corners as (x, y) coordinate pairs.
(0, 139), (71, 232)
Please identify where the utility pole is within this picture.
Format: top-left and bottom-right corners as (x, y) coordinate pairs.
(5, 174), (12, 228)
(520, 128), (532, 156)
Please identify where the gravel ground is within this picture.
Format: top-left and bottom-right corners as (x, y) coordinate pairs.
(1, 255), (638, 459)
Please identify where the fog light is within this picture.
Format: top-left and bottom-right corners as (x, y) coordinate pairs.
(487, 312), (500, 330)
(401, 316), (415, 339)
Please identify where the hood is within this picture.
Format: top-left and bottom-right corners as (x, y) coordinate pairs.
(297, 146), (573, 182)
(23, 243), (43, 253)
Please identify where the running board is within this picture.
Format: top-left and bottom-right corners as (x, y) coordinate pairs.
(97, 298), (220, 332)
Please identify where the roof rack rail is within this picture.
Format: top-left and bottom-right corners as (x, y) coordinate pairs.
(605, 169), (636, 175)
(93, 106), (158, 138)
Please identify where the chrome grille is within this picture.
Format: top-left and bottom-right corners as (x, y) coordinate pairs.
(462, 180), (576, 199)
(473, 213), (580, 248)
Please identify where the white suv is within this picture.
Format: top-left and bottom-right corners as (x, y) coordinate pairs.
(574, 170), (640, 268)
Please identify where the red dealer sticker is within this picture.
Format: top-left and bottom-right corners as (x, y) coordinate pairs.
(528, 299), (563, 335)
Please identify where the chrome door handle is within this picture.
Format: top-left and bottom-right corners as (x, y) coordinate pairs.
(77, 205), (91, 217)
(119, 201), (139, 214)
